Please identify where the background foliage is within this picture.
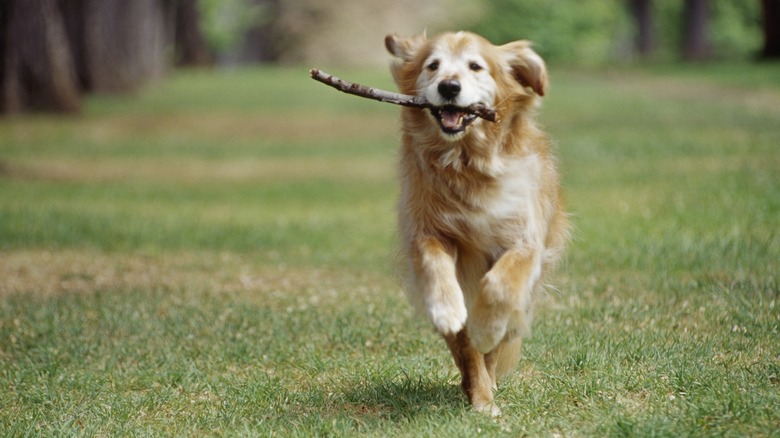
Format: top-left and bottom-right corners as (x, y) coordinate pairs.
(469, 0), (761, 63)
(199, 0), (268, 54)
(470, 0), (622, 64)
(195, 0), (763, 65)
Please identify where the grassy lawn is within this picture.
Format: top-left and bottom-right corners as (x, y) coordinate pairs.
(1, 62), (778, 436)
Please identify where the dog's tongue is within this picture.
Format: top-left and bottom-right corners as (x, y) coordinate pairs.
(441, 109), (464, 129)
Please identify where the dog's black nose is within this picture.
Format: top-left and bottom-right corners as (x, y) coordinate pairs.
(438, 80), (461, 100)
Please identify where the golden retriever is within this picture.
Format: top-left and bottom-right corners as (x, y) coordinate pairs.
(386, 31), (569, 415)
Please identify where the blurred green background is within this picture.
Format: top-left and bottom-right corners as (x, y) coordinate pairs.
(1, 0), (777, 113)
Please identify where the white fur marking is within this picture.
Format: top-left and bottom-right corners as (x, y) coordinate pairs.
(449, 154), (543, 253)
(427, 295), (468, 335)
(417, 39), (496, 109)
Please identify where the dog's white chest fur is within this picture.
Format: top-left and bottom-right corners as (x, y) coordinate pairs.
(443, 153), (543, 255)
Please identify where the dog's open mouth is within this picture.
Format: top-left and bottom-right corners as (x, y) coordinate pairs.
(431, 106), (478, 134)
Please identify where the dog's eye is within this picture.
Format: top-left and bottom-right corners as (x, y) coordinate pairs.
(469, 62), (483, 72)
(427, 61), (439, 72)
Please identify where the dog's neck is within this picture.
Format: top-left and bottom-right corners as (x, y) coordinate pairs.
(428, 139), (503, 177)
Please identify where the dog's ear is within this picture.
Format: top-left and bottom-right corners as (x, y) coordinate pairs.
(500, 41), (548, 97)
(385, 32), (427, 62)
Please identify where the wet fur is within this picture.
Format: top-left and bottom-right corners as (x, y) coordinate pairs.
(386, 31), (569, 415)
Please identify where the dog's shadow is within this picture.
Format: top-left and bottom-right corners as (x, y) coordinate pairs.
(340, 372), (467, 420)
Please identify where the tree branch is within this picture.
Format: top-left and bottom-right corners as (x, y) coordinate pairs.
(309, 68), (497, 123)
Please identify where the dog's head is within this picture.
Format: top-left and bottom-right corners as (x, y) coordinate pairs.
(386, 31), (547, 141)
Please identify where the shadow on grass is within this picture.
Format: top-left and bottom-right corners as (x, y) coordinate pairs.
(340, 371), (468, 421)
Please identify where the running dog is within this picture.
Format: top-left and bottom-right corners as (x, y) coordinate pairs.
(386, 31), (569, 415)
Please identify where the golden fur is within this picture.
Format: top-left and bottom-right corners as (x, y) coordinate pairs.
(386, 31), (569, 415)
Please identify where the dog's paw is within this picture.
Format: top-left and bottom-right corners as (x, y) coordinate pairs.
(473, 401), (502, 417)
(427, 296), (467, 335)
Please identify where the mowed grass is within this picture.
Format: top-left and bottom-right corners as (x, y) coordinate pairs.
(1, 63), (778, 436)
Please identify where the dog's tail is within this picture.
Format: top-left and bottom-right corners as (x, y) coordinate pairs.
(494, 337), (523, 380)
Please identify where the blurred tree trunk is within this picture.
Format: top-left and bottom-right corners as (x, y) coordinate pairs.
(761, 0), (780, 59)
(237, 0), (279, 63)
(1, 0), (183, 113)
(0, 0), (81, 113)
(681, 0), (712, 61)
(174, 0), (213, 67)
(81, 0), (170, 93)
(59, 0), (90, 91)
(628, 0), (655, 58)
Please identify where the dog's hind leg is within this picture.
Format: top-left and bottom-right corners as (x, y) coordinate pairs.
(489, 336), (523, 382)
(443, 329), (501, 416)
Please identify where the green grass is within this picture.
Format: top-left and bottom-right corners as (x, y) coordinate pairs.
(1, 62), (779, 436)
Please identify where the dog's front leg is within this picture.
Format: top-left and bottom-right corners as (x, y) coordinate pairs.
(412, 235), (467, 335)
(468, 249), (541, 353)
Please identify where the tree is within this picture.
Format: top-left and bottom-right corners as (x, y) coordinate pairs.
(79, 0), (171, 93)
(681, 0), (713, 60)
(761, 0), (780, 58)
(174, 0), (213, 67)
(0, 0), (81, 113)
(236, 0), (278, 63)
(1, 0), (215, 114)
(628, 0), (656, 59)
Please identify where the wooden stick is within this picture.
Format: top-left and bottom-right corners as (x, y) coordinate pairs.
(309, 68), (497, 123)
